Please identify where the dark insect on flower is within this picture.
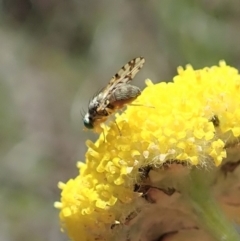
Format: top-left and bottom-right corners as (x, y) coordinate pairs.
(83, 57), (145, 129)
(210, 115), (220, 127)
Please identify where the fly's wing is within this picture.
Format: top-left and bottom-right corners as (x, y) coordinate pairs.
(98, 57), (145, 109)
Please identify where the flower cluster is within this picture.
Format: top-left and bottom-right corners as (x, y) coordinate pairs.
(55, 61), (240, 241)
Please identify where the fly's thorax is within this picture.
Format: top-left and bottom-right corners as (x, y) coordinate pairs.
(84, 94), (111, 129)
(88, 96), (100, 112)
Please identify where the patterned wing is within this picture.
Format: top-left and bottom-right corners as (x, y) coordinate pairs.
(100, 57), (145, 102)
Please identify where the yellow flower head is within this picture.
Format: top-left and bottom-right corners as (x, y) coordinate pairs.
(55, 61), (240, 241)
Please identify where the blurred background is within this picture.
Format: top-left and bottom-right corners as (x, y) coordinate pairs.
(1, 1), (240, 240)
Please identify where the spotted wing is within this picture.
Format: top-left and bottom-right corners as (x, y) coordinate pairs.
(99, 57), (145, 105)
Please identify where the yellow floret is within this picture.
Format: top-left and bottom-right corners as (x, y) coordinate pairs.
(57, 61), (240, 241)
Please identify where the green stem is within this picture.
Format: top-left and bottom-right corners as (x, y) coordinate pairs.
(186, 168), (239, 241)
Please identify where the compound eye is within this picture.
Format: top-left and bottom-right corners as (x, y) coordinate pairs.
(83, 116), (94, 129)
